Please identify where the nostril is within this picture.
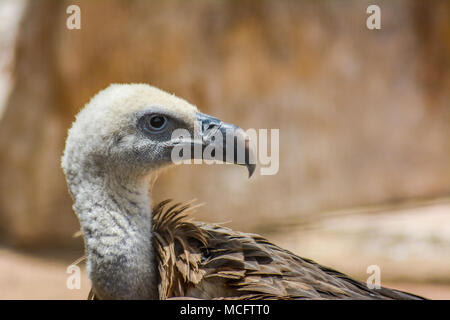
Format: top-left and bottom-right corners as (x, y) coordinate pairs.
(206, 123), (217, 131)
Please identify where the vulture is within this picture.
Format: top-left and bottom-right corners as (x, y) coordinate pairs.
(62, 83), (423, 300)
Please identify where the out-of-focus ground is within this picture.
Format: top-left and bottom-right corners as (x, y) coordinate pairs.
(1, 200), (449, 299)
(0, 248), (89, 299)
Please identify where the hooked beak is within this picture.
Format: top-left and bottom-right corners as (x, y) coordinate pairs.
(180, 112), (256, 177)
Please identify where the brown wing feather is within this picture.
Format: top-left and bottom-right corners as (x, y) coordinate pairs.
(89, 200), (425, 300)
(151, 200), (209, 299)
(190, 223), (423, 299)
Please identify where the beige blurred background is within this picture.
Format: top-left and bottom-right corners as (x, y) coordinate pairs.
(0, 0), (449, 299)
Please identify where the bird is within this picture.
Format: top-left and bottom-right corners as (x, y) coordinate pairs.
(62, 83), (423, 300)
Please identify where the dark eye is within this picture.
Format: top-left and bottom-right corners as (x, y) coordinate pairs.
(145, 114), (167, 132)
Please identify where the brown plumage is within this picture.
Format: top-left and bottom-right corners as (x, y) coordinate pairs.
(88, 200), (423, 300)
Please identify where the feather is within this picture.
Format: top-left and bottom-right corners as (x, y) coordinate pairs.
(88, 200), (425, 300)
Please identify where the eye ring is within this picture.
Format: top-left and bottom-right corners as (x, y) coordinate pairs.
(144, 114), (168, 132)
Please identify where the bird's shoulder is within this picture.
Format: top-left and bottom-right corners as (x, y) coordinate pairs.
(151, 200), (423, 300)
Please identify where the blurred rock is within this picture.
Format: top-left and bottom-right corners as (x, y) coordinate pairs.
(0, 0), (449, 247)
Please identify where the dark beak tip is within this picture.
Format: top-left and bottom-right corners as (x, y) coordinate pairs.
(247, 163), (256, 178)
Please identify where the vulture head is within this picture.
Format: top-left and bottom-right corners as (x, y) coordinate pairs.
(61, 84), (254, 299)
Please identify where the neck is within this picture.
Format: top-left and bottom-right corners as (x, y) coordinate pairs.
(70, 171), (158, 299)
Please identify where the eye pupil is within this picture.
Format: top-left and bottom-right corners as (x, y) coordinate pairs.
(149, 115), (166, 130)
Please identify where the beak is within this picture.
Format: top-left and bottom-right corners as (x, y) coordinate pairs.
(193, 112), (256, 177)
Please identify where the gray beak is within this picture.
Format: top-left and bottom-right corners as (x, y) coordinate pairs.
(194, 112), (256, 177)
